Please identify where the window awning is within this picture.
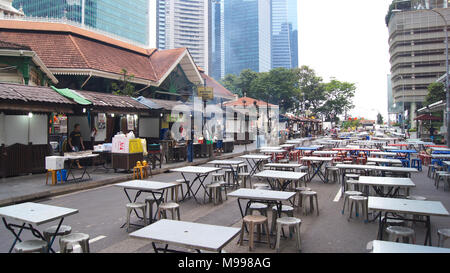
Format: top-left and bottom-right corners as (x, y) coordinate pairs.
(51, 86), (92, 105)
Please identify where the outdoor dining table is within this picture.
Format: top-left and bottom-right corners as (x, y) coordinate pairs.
(430, 147), (450, 152)
(239, 154), (271, 176)
(312, 151), (338, 156)
(227, 188), (296, 236)
(170, 166), (222, 204)
(65, 153), (99, 182)
(369, 240), (450, 253)
(368, 196), (449, 246)
(114, 180), (177, 226)
(356, 176), (415, 198)
(299, 156), (334, 183)
(129, 219), (240, 253)
(208, 160), (244, 186)
(444, 161), (450, 171)
(0, 202), (78, 253)
(264, 163), (302, 172)
(370, 151), (397, 158)
(366, 158), (402, 166)
(332, 148), (380, 156)
(253, 170), (306, 191)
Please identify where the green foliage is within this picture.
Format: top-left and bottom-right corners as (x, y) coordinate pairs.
(377, 113), (384, 125)
(111, 68), (137, 97)
(318, 79), (356, 122)
(425, 82), (445, 106)
(408, 127), (417, 132)
(341, 118), (361, 129)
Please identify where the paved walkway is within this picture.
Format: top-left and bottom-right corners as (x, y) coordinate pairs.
(0, 142), (258, 206)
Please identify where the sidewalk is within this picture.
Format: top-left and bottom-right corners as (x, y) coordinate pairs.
(0, 142), (258, 206)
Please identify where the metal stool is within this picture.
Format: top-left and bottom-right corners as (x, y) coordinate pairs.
(325, 167), (340, 184)
(275, 217), (302, 253)
(125, 202), (147, 232)
(341, 191), (363, 214)
(145, 195), (164, 223)
(435, 172), (450, 190)
(165, 182), (183, 202)
(238, 172), (251, 188)
(204, 183), (223, 205)
(299, 191), (319, 216)
(247, 202), (268, 216)
(437, 228), (450, 247)
(295, 187), (311, 208)
(347, 195), (368, 222)
(386, 226), (415, 244)
(212, 172), (225, 182)
(14, 240), (47, 253)
(59, 233), (90, 253)
(43, 225), (72, 244)
(239, 215), (271, 251)
(346, 179), (360, 192)
(411, 158), (422, 171)
(157, 202), (181, 220)
(298, 165), (311, 182)
(271, 205), (294, 233)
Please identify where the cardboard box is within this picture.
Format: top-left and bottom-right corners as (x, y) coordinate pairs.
(45, 156), (65, 170)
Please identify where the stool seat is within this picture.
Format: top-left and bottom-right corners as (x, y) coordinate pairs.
(238, 172), (250, 176)
(345, 174), (360, 178)
(59, 233), (90, 253)
(386, 226), (415, 236)
(249, 203), (268, 210)
(381, 216), (405, 225)
(344, 191), (363, 196)
(295, 187), (311, 192)
(349, 195), (367, 201)
(60, 233), (90, 244)
(159, 202), (180, 210)
(327, 167), (339, 171)
(14, 240), (47, 253)
(406, 195), (427, 201)
(206, 183), (221, 188)
(300, 190), (317, 196)
(43, 225), (72, 236)
(126, 202), (146, 209)
(276, 216), (301, 225)
(271, 205), (294, 212)
(243, 215), (267, 224)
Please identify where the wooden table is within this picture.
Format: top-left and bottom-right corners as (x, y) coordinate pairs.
(0, 202), (78, 253)
(170, 166), (221, 203)
(115, 180), (177, 225)
(130, 219), (240, 253)
(253, 170), (306, 191)
(368, 197), (449, 245)
(369, 240), (450, 253)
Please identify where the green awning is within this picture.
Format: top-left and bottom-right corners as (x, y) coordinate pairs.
(51, 86), (92, 105)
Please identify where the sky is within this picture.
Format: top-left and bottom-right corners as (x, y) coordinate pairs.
(148, 0), (393, 121)
(298, 0), (393, 121)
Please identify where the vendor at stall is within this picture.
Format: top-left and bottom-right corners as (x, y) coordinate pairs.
(68, 124), (84, 168)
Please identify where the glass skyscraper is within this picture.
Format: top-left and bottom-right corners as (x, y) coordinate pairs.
(224, 0), (271, 76)
(271, 0), (298, 69)
(12, 0), (149, 46)
(209, 0), (224, 80)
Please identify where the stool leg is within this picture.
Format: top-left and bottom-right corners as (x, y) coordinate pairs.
(176, 207), (181, 220)
(275, 222), (282, 253)
(315, 196), (319, 216)
(296, 223), (302, 252)
(143, 207), (147, 226)
(126, 207), (131, 232)
(264, 221), (271, 248)
(257, 223), (261, 242)
(80, 239), (90, 253)
(249, 223), (254, 251)
(239, 221), (245, 246)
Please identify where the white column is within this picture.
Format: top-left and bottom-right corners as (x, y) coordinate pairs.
(409, 102), (416, 128)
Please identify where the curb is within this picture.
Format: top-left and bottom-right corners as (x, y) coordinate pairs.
(0, 148), (257, 207)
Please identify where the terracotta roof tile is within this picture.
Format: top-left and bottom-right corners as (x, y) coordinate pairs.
(200, 72), (235, 99)
(0, 40), (31, 50)
(0, 83), (75, 104)
(223, 97), (277, 107)
(77, 90), (148, 110)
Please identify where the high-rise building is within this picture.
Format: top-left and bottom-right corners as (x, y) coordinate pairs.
(224, 0), (271, 76)
(12, 0), (149, 46)
(156, 0), (209, 74)
(386, 3), (450, 123)
(271, 0), (298, 69)
(209, 0), (224, 80)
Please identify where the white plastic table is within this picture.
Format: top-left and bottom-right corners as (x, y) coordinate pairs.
(369, 240), (450, 253)
(0, 202), (78, 253)
(130, 219), (240, 253)
(357, 176), (415, 197)
(253, 170), (306, 191)
(170, 166), (222, 203)
(299, 156), (334, 183)
(239, 154), (271, 176)
(368, 197), (449, 245)
(367, 158), (402, 166)
(264, 163), (302, 172)
(115, 180), (177, 225)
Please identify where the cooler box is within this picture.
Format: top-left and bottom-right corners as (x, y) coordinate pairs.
(45, 156), (65, 170)
(129, 138), (143, 153)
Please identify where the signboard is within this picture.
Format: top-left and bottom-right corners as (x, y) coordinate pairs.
(197, 86), (214, 100)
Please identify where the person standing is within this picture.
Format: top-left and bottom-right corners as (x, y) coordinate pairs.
(68, 123), (84, 168)
(429, 126), (436, 142)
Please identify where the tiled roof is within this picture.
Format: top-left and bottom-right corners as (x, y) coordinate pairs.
(223, 96), (277, 107)
(200, 72), (235, 100)
(0, 83), (75, 104)
(0, 20), (192, 84)
(0, 40), (31, 50)
(76, 90), (148, 110)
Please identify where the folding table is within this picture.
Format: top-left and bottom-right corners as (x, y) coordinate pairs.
(368, 197), (449, 245)
(130, 219), (240, 253)
(366, 158), (402, 166)
(170, 166), (221, 204)
(115, 180), (177, 226)
(299, 156), (333, 183)
(253, 170), (306, 191)
(239, 154), (271, 176)
(264, 163), (302, 172)
(369, 240), (450, 253)
(208, 160), (244, 186)
(356, 176), (415, 197)
(64, 153), (99, 182)
(0, 202), (78, 253)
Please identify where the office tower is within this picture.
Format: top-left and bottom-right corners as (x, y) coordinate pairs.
(12, 0), (149, 46)
(156, 0), (209, 74)
(271, 0), (298, 69)
(209, 0), (224, 80)
(224, 0), (271, 76)
(387, 4), (450, 123)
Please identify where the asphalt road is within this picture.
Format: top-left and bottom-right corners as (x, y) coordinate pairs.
(1, 158), (449, 253)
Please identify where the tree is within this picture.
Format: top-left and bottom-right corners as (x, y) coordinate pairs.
(221, 74), (241, 96)
(318, 79), (356, 122)
(425, 82), (445, 106)
(377, 113), (384, 125)
(293, 66), (327, 115)
(111, 68), (137, 97)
